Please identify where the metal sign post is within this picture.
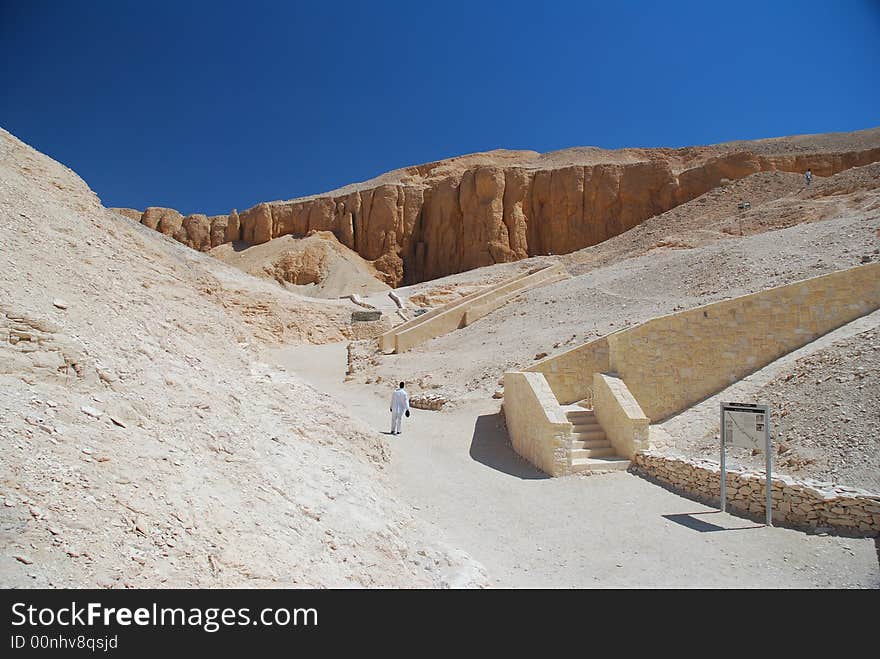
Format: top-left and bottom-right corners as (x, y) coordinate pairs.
(720, 402), (772, 526)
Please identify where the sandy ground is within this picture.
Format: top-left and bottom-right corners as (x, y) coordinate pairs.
(271, 342), (879, 588)
(0, 127), (487, 589)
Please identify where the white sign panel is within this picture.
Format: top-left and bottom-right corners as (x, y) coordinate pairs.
(720, 402), (772, 526)
(724, 409), (767, 451)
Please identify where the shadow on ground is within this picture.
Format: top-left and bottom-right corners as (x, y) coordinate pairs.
(663, 511), (763, 533)
(469, 413), (548, 480)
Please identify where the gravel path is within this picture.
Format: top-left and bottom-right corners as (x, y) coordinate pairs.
(272, 342), (879, 588)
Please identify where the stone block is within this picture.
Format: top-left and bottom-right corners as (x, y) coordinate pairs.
(352, 310), (382, 322)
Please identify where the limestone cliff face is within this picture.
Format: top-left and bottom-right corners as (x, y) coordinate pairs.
(124, 131), (880, 286)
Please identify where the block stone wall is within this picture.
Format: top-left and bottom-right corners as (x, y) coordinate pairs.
(631, 451), (880, 536)
(525, 337), (610, 406)
(592, 373), (649, 459)
(609, 262), (880, 421)
(502, 372), (572, 476)
(526, 262), (880, 420)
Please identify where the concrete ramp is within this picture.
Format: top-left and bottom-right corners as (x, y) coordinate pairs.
(380, 264), (568, 353)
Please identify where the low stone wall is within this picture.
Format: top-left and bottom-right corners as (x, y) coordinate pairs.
(631, 451), (880, 537)
(395, 266), (561, 352)
(379, 280), (493, 352)
(463, 265), (568, 325)
(347, 318), (392, 341)
(383, 265), (564, 353)
(502, 372), (572, 476)
(592, 373), (649, 459)
(410, 392), (447, 411)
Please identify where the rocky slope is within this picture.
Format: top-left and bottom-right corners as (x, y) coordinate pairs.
(0, 128), (487, 588)
(562, 161), (880, 275)
(756, 326), (880, 490)
(117, 127), (880, 286)
(209, 231), (390, 298)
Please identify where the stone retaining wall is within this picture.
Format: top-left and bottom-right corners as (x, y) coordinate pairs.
(610, 262), (880, 421)
(502, 372), (572, 476)
(630, 451), (880, 537)
(525, 336), (610, 406)
(592, 373), (649, 459)
(525, 262), (880, 419)
(391, 265), (565, 353)
(347, 318), (392, 341)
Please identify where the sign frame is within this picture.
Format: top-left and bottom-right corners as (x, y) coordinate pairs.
(719, 402), (772, 526)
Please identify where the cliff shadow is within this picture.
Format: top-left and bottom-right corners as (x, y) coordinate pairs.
(469, 412), (548, 480)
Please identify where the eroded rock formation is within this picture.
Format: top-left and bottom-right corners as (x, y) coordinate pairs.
(119, 128), (880, 286)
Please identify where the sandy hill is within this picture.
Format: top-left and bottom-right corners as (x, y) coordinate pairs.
(210, 231), (391, 298)
(116, 127), (880, 287)
(0, 128), (486, 588)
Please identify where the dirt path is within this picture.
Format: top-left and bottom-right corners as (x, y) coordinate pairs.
(270, 343), (878, 588)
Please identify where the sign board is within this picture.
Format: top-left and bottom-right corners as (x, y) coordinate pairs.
(720, 402), (772, 526)
(723, 404), (768, 450)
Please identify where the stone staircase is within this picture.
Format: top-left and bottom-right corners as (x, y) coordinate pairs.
(564, 407), (630, 474)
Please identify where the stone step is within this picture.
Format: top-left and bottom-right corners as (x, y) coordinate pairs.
(571, 422), (602, 433)
(571, 447), (617, 460)
(566, 410), (595, 419)
(570, 456), (631, 474)
(570, 438), (611, 450)
(571, 430), (606, 441)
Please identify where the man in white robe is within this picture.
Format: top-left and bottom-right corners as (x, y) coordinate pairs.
(390, 382), (410, 435)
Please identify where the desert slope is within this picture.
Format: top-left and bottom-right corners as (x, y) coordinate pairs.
(210, 231), (391, 297)
(0, 128), (486, 588)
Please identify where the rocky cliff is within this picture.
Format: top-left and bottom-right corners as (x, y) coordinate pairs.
(116, 128), (880, 286)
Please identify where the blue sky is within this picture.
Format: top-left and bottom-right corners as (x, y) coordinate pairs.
(2, 1), (878, 216)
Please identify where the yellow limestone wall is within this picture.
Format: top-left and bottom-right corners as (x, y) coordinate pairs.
(524, 337), (610, 405)
(379, 280), (495, 352)
(391, 264), (566, 353)
(524, 262), (880, 420)
(609, 262), (880, 421)
(592, 373), (649, 459)
(463, 267), (568, 325)
(502, 372), (572, 476)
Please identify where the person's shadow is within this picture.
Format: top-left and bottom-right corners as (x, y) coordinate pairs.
(469, 412), (547, 479)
